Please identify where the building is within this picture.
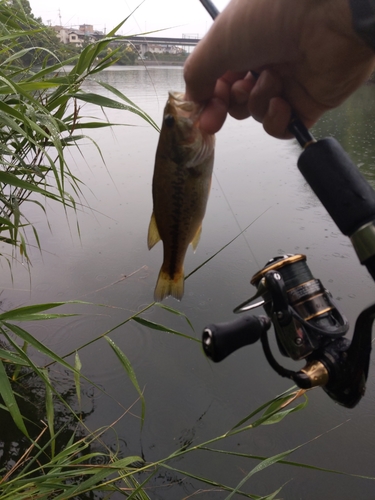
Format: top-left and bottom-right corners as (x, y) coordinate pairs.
(144, 43), (185, 55)
(53, 26), (69, 44)
(52, 25), (103, 47)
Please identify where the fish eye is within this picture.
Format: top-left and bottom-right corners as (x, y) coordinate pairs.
(164, 114), (175, 127)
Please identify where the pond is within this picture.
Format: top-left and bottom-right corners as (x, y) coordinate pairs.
(2, 66), (375, 499)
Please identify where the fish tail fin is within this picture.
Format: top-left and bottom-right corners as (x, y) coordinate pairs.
(154, 266), (184, 302)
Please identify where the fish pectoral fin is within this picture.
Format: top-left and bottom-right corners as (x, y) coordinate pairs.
(190, 225), (202, 252)
(186, 135), (215, 168)
(154, 266), (184, 301)
(147, 212), (161, 250)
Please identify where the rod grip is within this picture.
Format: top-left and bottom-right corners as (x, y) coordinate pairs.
(298, 137), (375, 236)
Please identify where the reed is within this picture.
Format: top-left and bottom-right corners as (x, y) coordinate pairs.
(0, 1), (157, 265)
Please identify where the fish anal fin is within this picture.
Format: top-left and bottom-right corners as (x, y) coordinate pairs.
(148, 212), (161, 250)
(154, 266), (184, 302)
(191, 225), (202, 252)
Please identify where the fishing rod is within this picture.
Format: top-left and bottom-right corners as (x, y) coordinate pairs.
(198, 0), (375, 407)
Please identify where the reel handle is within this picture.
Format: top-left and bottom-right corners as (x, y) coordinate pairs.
(202, 315), (271, 362)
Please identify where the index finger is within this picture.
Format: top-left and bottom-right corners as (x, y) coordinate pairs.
(195, 71), (248, 134)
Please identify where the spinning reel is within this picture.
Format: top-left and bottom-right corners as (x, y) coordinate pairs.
(202, 254), (375, 408)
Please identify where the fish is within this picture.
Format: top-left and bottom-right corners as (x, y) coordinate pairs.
(148, 91), (215, 301)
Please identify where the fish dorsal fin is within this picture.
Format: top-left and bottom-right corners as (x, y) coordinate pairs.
(191, 225), (202, 252)
(148, 212), (161, 250)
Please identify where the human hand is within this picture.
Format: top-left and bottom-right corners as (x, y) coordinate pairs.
(184, 0), (375, 139)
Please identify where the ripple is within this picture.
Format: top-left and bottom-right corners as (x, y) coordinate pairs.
(84, 383), (106, 400)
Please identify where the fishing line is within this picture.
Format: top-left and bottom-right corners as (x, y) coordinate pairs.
(185, 205), (271, 280)
(213, 171), (260, 268)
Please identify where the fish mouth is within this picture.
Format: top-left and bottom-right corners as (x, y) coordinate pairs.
(168, 91), (203, 124)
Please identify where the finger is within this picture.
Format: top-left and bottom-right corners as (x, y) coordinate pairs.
(262, 97), (293, 139)
(196, 76), (231, 134)
(228, 73), (257, 120)
(195, 71), (248, 134)
(248, 70), (284, 123)
(198, 98), (227, 135)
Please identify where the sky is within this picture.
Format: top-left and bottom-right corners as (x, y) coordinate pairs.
(29, 0), (230, 38)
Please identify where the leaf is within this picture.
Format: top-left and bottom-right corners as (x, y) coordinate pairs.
(132, 316), (198, 342)
(74, 351), (82, 408)
(230, 388), (301, 430)
(258, 487), (283, 500)
(52, 456), (143, 500)
(97, 80), (159, 131)
(260, 392), (308, 426)
(0, 345), (29, 366)
(160, 463), (252, 498)
(105, 336), (145, 427)
(155, 302), (195, 331)
(0, 301), (80, 321)
(41, 368), (55, 457)
(0, 358), (29, 436)
(0, 171), (60, 200)
(2, 322), (76, 374)
(224, 447), (301, 500)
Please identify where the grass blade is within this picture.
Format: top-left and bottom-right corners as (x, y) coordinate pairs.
(155, 302), (195, 331)
(0, 358), (29, 436)
(224, 447), (300, 499)
(41, 368), (55, 457)
(132, 316), (198, 342)
(105, 336), (145, 427)
(74, 351), (82, 409)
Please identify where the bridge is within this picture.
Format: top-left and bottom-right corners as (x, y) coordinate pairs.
(112, 35), (201, 56)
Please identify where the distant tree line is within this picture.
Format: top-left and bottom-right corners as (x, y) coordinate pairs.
(143, 51), (188, 62)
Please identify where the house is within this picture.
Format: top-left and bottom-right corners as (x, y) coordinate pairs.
(52, 25), (103, 47)
(53, 26), (69, 44)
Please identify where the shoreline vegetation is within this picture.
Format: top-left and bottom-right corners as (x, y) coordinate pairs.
(133, 52), (189, 66)
(134, 59), (186, 66)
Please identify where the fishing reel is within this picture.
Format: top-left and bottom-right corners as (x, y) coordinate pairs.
(202, 254), (375, 408)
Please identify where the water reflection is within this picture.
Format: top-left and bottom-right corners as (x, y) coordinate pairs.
(312, 83), (375, 185)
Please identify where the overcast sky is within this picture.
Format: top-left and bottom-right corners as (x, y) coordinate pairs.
(29, 0), (230, 38)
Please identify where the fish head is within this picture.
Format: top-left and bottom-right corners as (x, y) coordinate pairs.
(160, 91), (215, 167)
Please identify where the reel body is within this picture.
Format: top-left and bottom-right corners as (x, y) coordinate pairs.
(249, 255), (348, 361)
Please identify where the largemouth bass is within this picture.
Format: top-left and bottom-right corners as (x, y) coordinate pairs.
(148, 91), (215, 301)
